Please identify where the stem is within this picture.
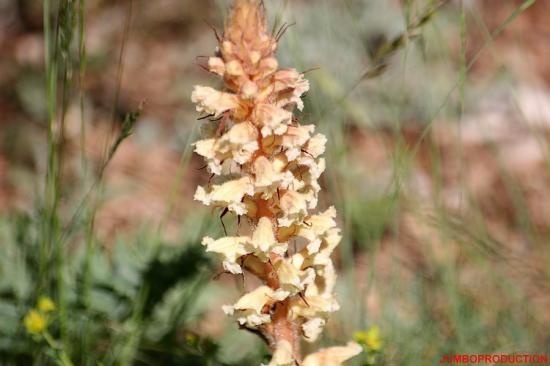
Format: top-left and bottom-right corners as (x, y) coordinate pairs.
(41, 0), (57, 295)
(256, 196), (301, 360)
(78, 0), (87, 172)
(272, 300), (301, 361)
(43, 331), (75, 366)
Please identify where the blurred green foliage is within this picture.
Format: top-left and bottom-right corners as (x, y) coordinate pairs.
(0, 212), (240, 365)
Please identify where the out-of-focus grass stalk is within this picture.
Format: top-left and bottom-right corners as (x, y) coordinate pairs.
(40, 0), (54, 293)
(108, 283), (148, 366)
(80, 211), (95, 365)
(56, 0), (77, 349)
(75, 1), (94, 360)
(43, 0), (69, 349)
(157, 123), (198, 240)
(43, 331), (75, 366)
(80, 0), (132, 308)
(42, 0), (82, 354)
(455, 0), (467, 211)
(78, 0), (87, 172)
(120, 285), (148, 366)
(104, 0), (133, 157)
(411, 0), (537, 151)
(104, 3), (152, 364)
(466, 1), (539, 245)
(492, 4), (550, 196)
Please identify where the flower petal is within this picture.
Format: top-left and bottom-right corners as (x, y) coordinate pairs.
(202, 236), (251, 274)
(263, 340), (295, 366)
(302, 317), (326, 343)
(302, 342), (362, 366)
(223, 286), (279, 327)
(191, 86), (239, 117)
(194, 177), (254, 215)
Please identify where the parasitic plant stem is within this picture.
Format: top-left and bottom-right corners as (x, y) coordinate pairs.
(192, 1), (362, 365)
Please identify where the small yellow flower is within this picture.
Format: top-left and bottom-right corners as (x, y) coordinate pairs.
(353, 331), (367, 344)
(37, 296), (56, 313)
(354, 326), (383, 352)
(23, 309), (47, 334)
(185, 332), (198, 346)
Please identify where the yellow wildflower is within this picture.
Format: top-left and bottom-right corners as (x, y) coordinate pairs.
(354, 326), (383, 352)
(23, 309), (47, 334)
(185, 332), (198, 346)
(37, 296), (56, 313)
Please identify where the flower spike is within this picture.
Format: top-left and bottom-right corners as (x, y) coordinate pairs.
(192, 1), (361, 364)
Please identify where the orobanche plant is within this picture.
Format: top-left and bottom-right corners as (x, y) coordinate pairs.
(192, 0), (361, 365)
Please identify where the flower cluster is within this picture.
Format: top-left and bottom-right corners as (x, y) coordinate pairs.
(23, 296), (56, 335)
(192, 1), (361, 364)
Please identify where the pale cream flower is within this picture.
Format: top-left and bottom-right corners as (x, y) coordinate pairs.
(292, 227), (342, 268)
(194, 138), (226, 175)
(275, 259), (315, 297)
(221, 123), (260, 166)
(273, 69), (310, 111)
(241, 80), (259, 99)
(288, 261), (340, 320)
(222, 286), (285, 327)
(250, 217), (276, 252)
(248, 217), (288, 260)
(191, 86), (239, 117)
(194, 177), (254, 215)
(194, 121), (259, 175)
(280, 190), (306, 214)
(208, 57), (225, 76)
(254, 104), (292, 137)
(225, 60), (245, 76)
(290, 251), (308, 271)
(296, 156), (326, 181)
(305, 133), (327, 158)
(302, 317), (326, 343)
(302, 342), (363, 366)
(194, 138), (217, 160)
(257, 57), (279, 79)
(278, 189), (317, 227)
(311, 228), (342, 266)
(317, 260), (337, 295)
(299, 207), (338, 241)
(202, 236), (250, 274)
(253, 156), (282, 187)
(253, 156), (295, 200)
(284, 176), (307, 193)
(281, 125), (315, 161)
(223, 122), (259, 159)
(263, 340), (295, 366)
(289, 292), (340, 320)
(306, 239), (323, 255)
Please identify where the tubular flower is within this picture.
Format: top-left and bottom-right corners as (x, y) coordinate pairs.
(192, 1), (361, 364)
